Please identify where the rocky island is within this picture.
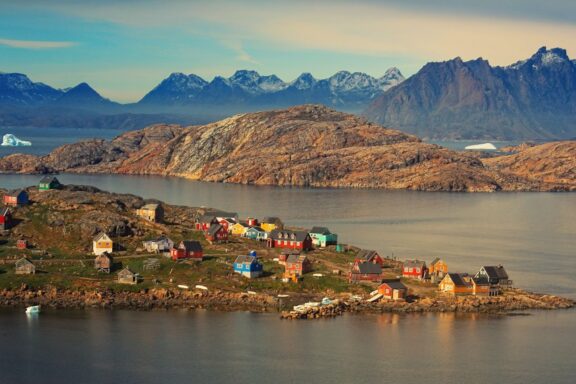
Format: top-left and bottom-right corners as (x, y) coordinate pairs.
(0, 105), (575, 192)
(0, 184), (573, 318)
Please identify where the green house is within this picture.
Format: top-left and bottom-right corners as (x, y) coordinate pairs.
(309, 226), (338, 248)
(38, 176), (61, 191)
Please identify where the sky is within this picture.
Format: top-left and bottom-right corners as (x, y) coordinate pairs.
(1, 0), (575, 102)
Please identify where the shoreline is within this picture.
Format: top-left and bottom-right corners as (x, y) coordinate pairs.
(1, 286), (573, 318)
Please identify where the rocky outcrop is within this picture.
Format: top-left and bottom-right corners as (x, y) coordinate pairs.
(1, 105), (575, 191)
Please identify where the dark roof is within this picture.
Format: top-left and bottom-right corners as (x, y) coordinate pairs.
(430, 257), (441, 266)
(380, 279), (407, 290)
(310, 226), (331, 235)
(481, 266), (509, 280)
(234, 255), (259, 265)
(270, 230), (310, 242)
(198, 215), (217, 223)
(263, 217), (283, 225)
(207, 224), (224, 237)
(286, 254), (308, 264)
(356, 262), (382, 275)
(246, 226), (264, 232)
(39, 176), (59, 184)
(118, 267), (135, 276)
(473, 276), (490, 286)
(357, 249), (379, 262)
(15, 257), (34, 267)
(93, 232), (111, 242)
(7, 189), (27, 197)
(181, 240), (202, 252)
(404, 260), (426, 269)
(212, 210), (238, 219)
(447, 273), (469, 287)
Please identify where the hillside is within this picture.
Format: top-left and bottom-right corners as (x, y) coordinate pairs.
(0, 105), (575, 192)
(364, 47), (576, 140)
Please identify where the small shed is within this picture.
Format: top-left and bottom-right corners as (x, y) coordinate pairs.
(378, 279), (408, 300)
(3, 189), (29, 206)
(38, 176), (61, 191)
(0, 207), (13, 230)
(206, 224), (228, 244)
(136, 203), (164, 223)
(15, 257), (35, 275)
(284, 254), (312, 277)
(117, 267), (138, 285)
(94, 252), (113, 273)
(16, 239), (28, 250)
(171, 240), (203, 261)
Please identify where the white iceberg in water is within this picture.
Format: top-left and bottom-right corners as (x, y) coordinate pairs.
(464, 142), (497, 150)
(1, 134), (32, 147)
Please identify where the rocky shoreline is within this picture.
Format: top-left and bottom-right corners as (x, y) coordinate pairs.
(1, 286), (573, 318)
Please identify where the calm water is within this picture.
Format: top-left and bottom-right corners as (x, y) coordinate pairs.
(0, 309), (575, 384)
(0, 127), (121, 156)
(1, 173), (575, 298)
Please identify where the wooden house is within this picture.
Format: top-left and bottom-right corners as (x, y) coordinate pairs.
(195, 215), (219, 231)
(378, 279), (408, 300)
(429, 258), (448, 282)
(117, 267), (138, 285)
(206, 224), (228, 244)
(94, 252), (113, 273)
(438, 273), (495, 296)
(268, 230), (312, 251)
(233, 255), (263, 278)
(475, 265), (512, 287)
(218, 217), (236, 231)
(16, 239), (27, 250)
(3, 189), (28, 206)
(93, 232), (113, 255)
(170, 240), (203, 261)
(142, 236), (174, 254)
(244, 226), (267, 241)
(15, 257), (35, 275)
(246, 217), (259, 227)
(0, 207), (12, 230)
(309, 226), (338, 248)
(278, 250), (299, 265)
(402, 260), (428, 280)
(38, 176), (61, 191)
(261, 217), (284, 233)
(349, 260), (382, 283)
(356, 249), (384, 265)
(136, 203), (164, 223)
(230, 222), (249, 236)
(284, 254), (312, 277)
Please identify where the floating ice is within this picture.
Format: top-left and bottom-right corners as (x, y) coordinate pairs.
(464, 142), (497, 150)
(1, 133), (32, 146)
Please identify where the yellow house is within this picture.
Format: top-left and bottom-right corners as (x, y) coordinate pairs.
(136, 203), (163, 223)
(439, 273), (495, 296)
(261, 216), (284, 233)
(230, 222), (248, 236)
(93, 232), (113, 255)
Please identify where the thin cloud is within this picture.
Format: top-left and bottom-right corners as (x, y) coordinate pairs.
(0, 37), (76, 49)
(220, 39), (259, 64)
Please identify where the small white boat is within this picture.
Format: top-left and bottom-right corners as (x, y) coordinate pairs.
(177, 284), (189, 290)
(277, 294), (290, 298)
(304, 301), (320, 308)
(247, 291), (257, 295)
(321, 297), (332, 305)
(367, 293), (383, 302)
(312, 273), (324, 278)
(195, 285), (208, 291)
(370, 290), (379, 296)
(25, 305), (40, 314)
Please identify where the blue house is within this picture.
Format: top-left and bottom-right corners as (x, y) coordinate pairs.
(233, 255), (263, 278)
(244, 226), (267, 241)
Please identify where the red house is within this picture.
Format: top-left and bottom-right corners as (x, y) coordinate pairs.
(378, 279), (408, 300)
(206, 224), (228, 243)
(349, 260), (382, 283)
(170, 240), (203, 261)
(3, 189), (28, 207)
(16, 239), (28, 250)
(284, 254), (312, 277)
(356, 249), (384, 265)
(0, 207), (12, 230)
(268, 230), (312, 251)
(218, 218), (236, 231)
(402, 260), (428, 280)
(195, 215), (218, 231)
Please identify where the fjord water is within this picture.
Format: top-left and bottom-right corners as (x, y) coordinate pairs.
(1, 174), (575, 384)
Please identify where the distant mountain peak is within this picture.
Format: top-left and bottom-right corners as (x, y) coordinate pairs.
(509, 46), (570, 69)
(290, 72), (317, 89)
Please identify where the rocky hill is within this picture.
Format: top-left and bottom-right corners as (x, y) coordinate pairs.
(1, 105), (575, 191)
(364, 47), (576, 140)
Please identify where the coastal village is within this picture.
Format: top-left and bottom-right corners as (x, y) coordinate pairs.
(0, 178), (572, 318)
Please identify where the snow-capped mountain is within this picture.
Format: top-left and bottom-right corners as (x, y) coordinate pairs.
(0, 73), (63, 105)
(138, 68), (404, 111)
(364, 47), (576, 140)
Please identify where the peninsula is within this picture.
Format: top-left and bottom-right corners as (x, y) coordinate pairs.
(0, 183), (572, 318)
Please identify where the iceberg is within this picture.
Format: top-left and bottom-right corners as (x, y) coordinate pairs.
(464, 142), (497, 150)
(1, 133), (32, 147)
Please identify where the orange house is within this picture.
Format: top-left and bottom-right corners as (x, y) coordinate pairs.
(429, 258), (448, 282)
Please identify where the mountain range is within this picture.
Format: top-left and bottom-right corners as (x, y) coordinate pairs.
(363, 47), (576, 140)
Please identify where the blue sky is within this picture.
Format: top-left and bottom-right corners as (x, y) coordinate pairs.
(1, 0), (575, 102)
